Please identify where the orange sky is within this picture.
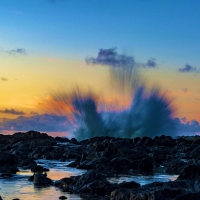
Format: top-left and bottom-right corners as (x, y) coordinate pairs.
(0, 55), (199, 124)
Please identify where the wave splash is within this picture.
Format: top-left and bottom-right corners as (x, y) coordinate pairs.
(58, 66), (176, 140)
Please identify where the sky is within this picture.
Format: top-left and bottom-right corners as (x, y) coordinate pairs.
(0, 0), (200, 136)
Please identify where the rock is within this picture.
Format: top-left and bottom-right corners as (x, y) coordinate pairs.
(109, 158), (132, 174)
(119, 181), (140, 189)
(140, 156), (155, 174)
(33, 172), (52, 185)
(28, 175), (34, 181)
(164, 159), (187, 174)
(174, 192), (200, 200)
(55, 170), (117, 196)
(79, 179), (114, 196)
(138, 136), (154, 146)
(31, 165), (49, 173)
(177, 164), (200, 181)
(59, 196), (67, 199)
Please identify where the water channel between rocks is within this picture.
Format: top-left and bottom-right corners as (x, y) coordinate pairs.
(0, 158), (178, 200)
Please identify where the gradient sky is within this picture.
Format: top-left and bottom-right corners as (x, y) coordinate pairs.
(0, 0), (200, 136)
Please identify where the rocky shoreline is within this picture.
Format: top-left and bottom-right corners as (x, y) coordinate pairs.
(1, 130), (200, 199)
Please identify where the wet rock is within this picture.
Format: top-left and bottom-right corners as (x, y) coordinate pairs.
(140, 156), (155, 174)
(163, 159), (187, 174)
(119, 181), (140, 189)
(138, 136), (154, 146)
(153, 135), (176, 147)
(177, 164), (200, 181)
(31, 165), (49, 173)
(109, 158), (132, 174)
(55, 170), (117, 196)
(174, 192), (200, 200)
(59, 196), (67, 199)
(33, 172), (52, 185)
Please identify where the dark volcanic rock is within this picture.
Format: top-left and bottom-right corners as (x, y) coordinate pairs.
(177, 164), (200, 181)
(33, 172), (52, 185)
(55, 170), (118, 196)
(174, 192), (200, 200)
(110, 180), (194, 200)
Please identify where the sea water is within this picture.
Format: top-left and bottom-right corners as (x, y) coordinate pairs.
(0, 159), (179, 200)
(0, 160), (86, 200)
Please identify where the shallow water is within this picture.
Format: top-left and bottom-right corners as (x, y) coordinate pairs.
(0, 160), (86, 200)
(107, 173), (178, 186)
(0, 159), (179, 199)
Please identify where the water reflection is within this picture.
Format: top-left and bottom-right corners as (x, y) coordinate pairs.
(36, 159), (86, 180)
(0, 159), (179, 199)
(0, 160), (86, 200)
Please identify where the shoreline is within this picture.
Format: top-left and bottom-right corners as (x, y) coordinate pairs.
(1, 130), (200, 199)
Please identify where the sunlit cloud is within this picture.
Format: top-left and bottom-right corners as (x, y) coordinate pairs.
(182, 88), (188, 93)
(1, 77), (8, 81)
(30, 111), (39, 115)
(0, 108), (25, 115)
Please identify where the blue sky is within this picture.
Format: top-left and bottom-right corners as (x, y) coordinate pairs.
(1, 0), (200, 65)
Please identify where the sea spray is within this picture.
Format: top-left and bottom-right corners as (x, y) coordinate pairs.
(46, 75), (175, 140)
(46, 48), (176, 140)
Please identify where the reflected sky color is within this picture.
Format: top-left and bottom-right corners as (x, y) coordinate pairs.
(0, 159), (179, 199)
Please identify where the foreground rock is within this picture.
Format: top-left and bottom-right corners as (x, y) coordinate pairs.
(2, 131), (200, 199)
(55, 170), (140, 199)
(33, 172), (52, 185)
(111, 180), (199, 200)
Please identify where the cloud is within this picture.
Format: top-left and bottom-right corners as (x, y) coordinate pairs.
(86, 47), (157, 69)
(30, 111), (39, 115)
(7, 48), (26, 56)
(182, 88), (188, 93)
(1, 77), (8, 81)
(174, 117), (200, 136)
(0, 114), (72, 133)
(86, 47), (135, 68)
(0, 108), (25, 115)
(146, 58), (157, 68)
(178, 64), (199, 73)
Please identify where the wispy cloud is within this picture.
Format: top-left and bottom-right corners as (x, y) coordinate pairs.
(86, 47), (157, 69)
(1, 77), (8, 81)
(182, 88), (188, 93)
(30, 111), (39, 115)
(146, 58), (157, 68)
(0, 108), (25, 115)
(178, 64), (199, 73)
(7, 48), (26, 56)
